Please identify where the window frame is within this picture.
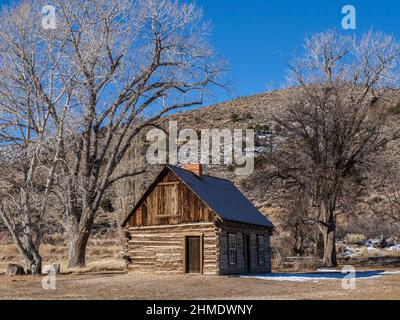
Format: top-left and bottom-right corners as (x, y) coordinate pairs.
(257, 235), (266, 266)
(228, 233), (237, 266)
(156, 183), (179, 218)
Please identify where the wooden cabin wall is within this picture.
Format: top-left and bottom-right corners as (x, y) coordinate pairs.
(129, 171), (215, 227)
(126, 223), (219, 275)
(217, 224), (272, 275)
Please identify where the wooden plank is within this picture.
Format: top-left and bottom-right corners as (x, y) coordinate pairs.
(158, 182), (180, 186)
(126, 223), (218, 275)
(128, 222), (214, 231)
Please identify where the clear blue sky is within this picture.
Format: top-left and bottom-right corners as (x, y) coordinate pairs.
(196, 0), (400, 103)
(1, 0), (400, 104)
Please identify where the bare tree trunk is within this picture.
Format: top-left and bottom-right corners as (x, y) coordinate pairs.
(320, 215), (337, 267)
(24, 246), (42, 275)
(0, 206), (43, 275)
(117, 214), (127, 251)
(68, 230), (91, 268)
(323, 228), (337, 267)
(313, 233), (324, 258)
(22, 225), (43, 275)
(66, 203), (97, 268)
(315, 201), (338, 267)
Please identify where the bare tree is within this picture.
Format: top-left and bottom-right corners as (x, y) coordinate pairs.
(38, 0), (222, 268)
(113, 142), (148, 250)
(372, 158), (400, 228)
(266, 30), (400, 267)
(278, 188), (317, 257)
(0, 2), (71, 274)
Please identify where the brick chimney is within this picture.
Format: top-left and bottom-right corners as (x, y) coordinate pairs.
(184, 163), (202, 177)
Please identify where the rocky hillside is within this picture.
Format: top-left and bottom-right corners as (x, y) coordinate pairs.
(2, 88), (400, 238)
(159, 89), (400, 236)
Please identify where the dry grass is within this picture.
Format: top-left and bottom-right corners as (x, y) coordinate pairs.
(346, 234), (367, 246)
(293, 258), (321, 271)
(0, 237), (123, 274)
(40, 244), (67, 257)
(360, 247), (370, 259)
(64, 259), (126, 274)
(0, 244), (20, 260)
(1, 268), (400, 300)
(386, 249), (400, 257)
(358, 247), (400, 259)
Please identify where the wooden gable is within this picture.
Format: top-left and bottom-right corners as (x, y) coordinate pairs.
(128, 169), (216, 227)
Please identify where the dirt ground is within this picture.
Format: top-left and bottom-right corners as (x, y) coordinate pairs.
(1, 269), (400, 300)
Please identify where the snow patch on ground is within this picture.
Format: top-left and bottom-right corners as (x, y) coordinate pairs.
(386, 245), (400, 251)
(341, 244), (400, 258)
(241, 270), (400, 283)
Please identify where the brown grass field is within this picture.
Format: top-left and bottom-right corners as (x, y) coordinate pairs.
(1, 270), (400, 300)
(2, 240), (400, 300)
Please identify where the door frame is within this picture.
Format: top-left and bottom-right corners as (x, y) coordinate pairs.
(183, 234), (204, 274)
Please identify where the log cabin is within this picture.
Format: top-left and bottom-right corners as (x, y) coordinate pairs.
(121, 164), (274, 275)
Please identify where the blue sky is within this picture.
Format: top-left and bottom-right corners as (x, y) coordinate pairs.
(196, 0), (400, 103)
(1, 0), (400, 104)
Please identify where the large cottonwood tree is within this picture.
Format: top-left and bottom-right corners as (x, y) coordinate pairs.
(48, 0), (221, 268)
(0, 1), (72, 274)
(267, 31), (400, 266)
(0, 0), (221, 269)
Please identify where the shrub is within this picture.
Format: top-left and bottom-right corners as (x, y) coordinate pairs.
(293, 257), (321, 271)
(271, 247), (286, 269)
(100, 198), (115, 213)
(230, 113), (240, 122)
(345, 234), (366, 246)
(274, 125), (282, 134)
(271, 236), (293, 269)
(360, 247), (369, 259)
(389, 101), (400, 115)
(245, 112), (253, 120)
(336, 241), (345, 254)
(0, 231), (11, 244)
(254, 124), (270, 133)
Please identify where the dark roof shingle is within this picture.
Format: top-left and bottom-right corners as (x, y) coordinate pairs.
(169, 166), (274, 228)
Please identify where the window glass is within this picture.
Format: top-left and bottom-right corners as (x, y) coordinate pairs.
(257, 235), (265, 266)
(228, 233), (237, 265)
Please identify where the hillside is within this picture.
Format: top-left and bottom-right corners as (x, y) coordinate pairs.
(165, 89), (400, 227)
(1, 88), (400, 240)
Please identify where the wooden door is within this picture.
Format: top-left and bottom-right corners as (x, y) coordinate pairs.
(186, 236), (201, 274)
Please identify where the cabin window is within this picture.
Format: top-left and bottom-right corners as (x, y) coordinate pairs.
(228, 233), (237, 265)
(156, 184), (179, 217)
(257, 235), (265, 266)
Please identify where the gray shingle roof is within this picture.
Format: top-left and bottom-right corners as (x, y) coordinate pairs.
(169, 166), (274, 228)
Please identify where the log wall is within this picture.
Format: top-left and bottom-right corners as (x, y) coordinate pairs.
(217, 224), (272, 275)
(127, 223), (219, 275)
